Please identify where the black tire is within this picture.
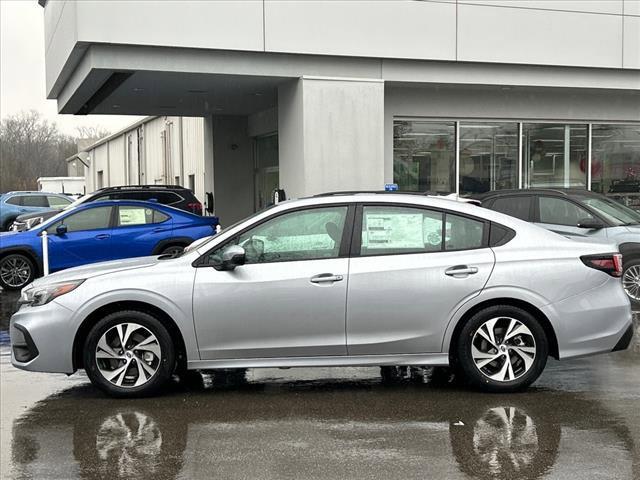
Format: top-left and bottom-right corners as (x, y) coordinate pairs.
(83, 310), (175, 398)
(456, 305), (548, 393)
(0, 253), (36, 290)
(159, 244), (185, 256)
(622, 258), (640, 308)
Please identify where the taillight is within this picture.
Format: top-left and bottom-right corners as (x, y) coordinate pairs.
(580, 253), (623, 277)
(187, 202), (202, 215)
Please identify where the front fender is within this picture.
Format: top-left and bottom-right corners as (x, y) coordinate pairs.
(61, 287), (200, 362)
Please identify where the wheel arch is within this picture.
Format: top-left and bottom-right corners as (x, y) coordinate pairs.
(72, 300), (188, 372)
(151, 237), (194, 255)
(619, 242), (640, 263)
(447, 297), (559, 362)
(0, 246), (42, 276)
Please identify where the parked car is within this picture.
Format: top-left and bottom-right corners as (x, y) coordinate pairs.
(475, 189), (640, 306)
(0, 191), (73, 231)
(9, 192), (632, 397)
(10, 185), (204, 232)
(0, 200), (219, 290)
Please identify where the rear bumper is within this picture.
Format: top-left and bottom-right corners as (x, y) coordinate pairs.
(612, 323), (634, 352)
(542, 277), (633, 360)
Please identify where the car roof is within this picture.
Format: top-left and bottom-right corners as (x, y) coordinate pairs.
(93, 185), (191, 192)
(474, 188), (603, 200)
(2, 191), (67, 196)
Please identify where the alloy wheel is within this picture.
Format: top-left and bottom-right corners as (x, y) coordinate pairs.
(0, 256), (32, 288)
(95, 323), (162, 388)
(471, 317), (536, 382)
(622, 265), (640, 302)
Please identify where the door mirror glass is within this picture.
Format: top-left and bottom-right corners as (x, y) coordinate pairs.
(577, 218), (606, 229)
(56, 224), (68, 235)
(214, 245), (246, 271)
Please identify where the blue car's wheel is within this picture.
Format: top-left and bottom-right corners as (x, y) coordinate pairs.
(0, 254), (35, 290)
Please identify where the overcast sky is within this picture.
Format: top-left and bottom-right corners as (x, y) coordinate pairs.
(0, 0), (141, 136)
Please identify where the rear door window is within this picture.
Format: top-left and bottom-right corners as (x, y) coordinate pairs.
(490, 196), (532, 221)
(117, 206), (169, 226)
(5, 196), (22, 206)
(21, 195), (49, 207)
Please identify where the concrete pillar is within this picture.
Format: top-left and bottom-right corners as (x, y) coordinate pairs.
(278, 76), (385, 199)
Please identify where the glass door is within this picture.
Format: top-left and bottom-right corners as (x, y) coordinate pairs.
(254, 134), (279, 211)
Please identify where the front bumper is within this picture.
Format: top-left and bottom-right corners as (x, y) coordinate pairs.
(10, 301), (76, 374)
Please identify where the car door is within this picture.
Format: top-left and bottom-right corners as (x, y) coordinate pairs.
(535, 195), (607, 241)
(346, 204), (495, 355)
(192, 204), (353, 360)
(45, 206), (114, 271)
(109, 205), (172, 259)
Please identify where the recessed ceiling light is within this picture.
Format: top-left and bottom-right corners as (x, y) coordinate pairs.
(188, 89), (208, 94)
(214, 106), (224, 111)
(112, 104), (120, 109)
(132, 88), (144, 93)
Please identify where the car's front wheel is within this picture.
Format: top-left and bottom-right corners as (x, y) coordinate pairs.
(456, 305), (548, 393)
(83, 311), (175, 397)
(0, 253), (35, 290)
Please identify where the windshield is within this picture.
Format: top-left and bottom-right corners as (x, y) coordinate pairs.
(577, 195), (640, 226)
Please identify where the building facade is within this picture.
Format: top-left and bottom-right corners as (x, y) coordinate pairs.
(40, 0), (640, 224)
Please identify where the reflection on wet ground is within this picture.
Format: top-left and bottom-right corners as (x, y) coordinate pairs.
(1, 289), (639, 480)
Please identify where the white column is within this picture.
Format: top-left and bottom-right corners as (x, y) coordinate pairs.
(278, 76), (385, 199)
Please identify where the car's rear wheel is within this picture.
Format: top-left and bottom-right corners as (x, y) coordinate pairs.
(622, 258), (640, 307)
(456, 305), (548, 393)
(0, 253), (35, 290)
(83, 311), (175, 397)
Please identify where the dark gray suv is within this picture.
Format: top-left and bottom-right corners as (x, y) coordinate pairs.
(477, 189), (640, 306)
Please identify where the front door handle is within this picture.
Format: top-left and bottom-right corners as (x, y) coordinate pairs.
(95, 234), (111, 240)
(445, 265), (478, 276)
(310, 273), (344, 284)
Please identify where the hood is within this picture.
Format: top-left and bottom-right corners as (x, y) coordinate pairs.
(29, 256), (160, 288)
(16, 209), (61, 222)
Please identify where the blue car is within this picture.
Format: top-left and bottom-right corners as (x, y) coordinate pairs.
(0, 191), (73, 231)
(0, 200), (219, 290)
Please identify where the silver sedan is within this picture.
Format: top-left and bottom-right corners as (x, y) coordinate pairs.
(10, 193), (634, 397)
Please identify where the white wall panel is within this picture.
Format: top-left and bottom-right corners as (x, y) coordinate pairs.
(181, 117), (206, 202)
(624, 0), (640, 16)
(142, 117), (167, 185)
(623, 16), (640, 68)
(92, 143), (109, 188)
(107, 136), (126, 186)
(459, 1), (623, 15)
(458, 3), (623, 68)
(265, 0), (456, 61)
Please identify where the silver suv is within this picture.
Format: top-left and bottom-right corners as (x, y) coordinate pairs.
(10, 193), (633, 397)
(478, 189), (640, 306)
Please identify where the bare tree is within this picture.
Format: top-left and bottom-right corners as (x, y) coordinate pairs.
(75, 125), (111, 141)
(0, 111), (76, 192)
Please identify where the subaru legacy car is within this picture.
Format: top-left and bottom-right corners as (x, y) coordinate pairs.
(10, 193), (632, 397)
(476, 189), (640, 306)
(10, 184), (204, 232)
(0, 191), (73, 231)
(0, 200), (219, 290)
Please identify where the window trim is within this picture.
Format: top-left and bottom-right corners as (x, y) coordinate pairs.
(195, 203), (356, 267)
(351, 202), (490, 259)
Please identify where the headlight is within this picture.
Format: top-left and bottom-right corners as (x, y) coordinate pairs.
(19, 280), (85, 307)
(26, 217), (44, 229)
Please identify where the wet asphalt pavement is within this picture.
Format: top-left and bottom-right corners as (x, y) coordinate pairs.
(1, 289), (639, 480)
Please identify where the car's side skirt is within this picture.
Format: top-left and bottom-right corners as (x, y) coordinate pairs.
(187, 353), (449, 370)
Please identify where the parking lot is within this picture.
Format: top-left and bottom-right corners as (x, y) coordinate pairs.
(0, 289), (638, 480)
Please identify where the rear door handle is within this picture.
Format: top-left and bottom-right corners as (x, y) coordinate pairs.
(310, 273), (344, 284)
(95, 234), (111, 240)
(445, 265), (478, 276)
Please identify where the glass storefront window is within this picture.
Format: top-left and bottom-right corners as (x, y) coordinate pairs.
(393, 121), (455, 193)
(522, 124), (587, 189)
(591, 125), (640, 211)
(459, 123), (519, 195)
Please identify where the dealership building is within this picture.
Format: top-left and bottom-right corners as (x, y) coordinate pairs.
(41, 0), (639, 224)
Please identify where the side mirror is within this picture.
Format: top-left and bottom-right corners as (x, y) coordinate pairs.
(577, 218), (606, 229)
(56, 224), (68, 235)
(214, 245), (246, 271)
